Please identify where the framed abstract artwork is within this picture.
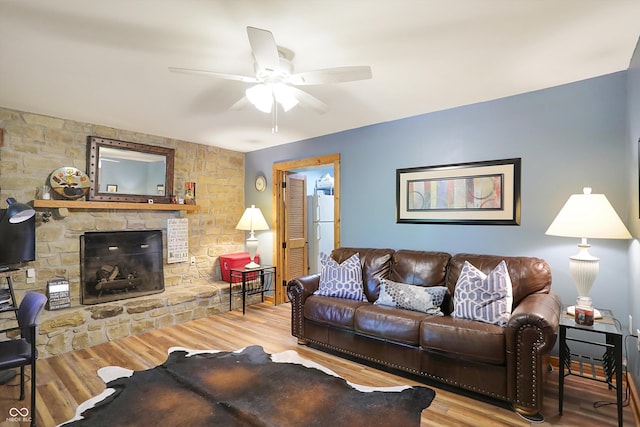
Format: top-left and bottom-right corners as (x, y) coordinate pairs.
(396, 158), (521, 225)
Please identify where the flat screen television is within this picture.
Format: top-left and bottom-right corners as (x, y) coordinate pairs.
(0, 209), (36, 271)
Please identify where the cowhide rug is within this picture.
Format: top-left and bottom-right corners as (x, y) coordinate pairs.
(59, 345), (435, 427)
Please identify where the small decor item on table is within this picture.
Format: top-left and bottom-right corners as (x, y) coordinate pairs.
(49, 166), (90, 200)
(574, 296), (594, 326)
(185, 181), (196, 205)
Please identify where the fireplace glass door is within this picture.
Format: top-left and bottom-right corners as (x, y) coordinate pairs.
(80, 230), (165, 304)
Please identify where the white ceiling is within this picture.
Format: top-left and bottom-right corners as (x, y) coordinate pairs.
(1, 1), (639, 153)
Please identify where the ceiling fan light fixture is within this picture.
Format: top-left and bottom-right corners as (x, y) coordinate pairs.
(246, 84), (273, 113)
(246, 82), (299, 114)
(273, 83), (298, 112)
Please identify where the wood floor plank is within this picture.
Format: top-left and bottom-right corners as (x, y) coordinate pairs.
(0, 302), (634, 426)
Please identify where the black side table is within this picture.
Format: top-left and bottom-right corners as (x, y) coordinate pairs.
(558, 306), (623, 427)
(229, 266), (276, 314)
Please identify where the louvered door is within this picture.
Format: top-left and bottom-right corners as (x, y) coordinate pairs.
(284, 173), (308, 295)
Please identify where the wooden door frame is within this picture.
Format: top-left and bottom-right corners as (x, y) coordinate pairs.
(272, 153), (341, 305)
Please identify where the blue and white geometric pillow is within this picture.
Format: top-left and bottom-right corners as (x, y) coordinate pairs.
(452, 260), (513, 327)
(375, 278), (446, 316)
(314, 252), (366, 301)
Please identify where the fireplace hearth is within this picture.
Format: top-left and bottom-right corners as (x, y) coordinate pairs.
(81, 230), (164, 305)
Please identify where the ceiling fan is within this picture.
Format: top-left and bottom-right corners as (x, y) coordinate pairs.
(169, 26), (372, 131)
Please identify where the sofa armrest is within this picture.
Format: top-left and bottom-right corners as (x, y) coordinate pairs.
(286, 274), (320, 339)
(505, 291), (562, 416)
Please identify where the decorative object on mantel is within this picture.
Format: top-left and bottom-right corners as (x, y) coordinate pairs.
(49, 167), (90, 200)
(546, 187), (631, 318)
(60, 345), (434, 427)
(236, 205), (269, 269)
(184, 182), (196, 205)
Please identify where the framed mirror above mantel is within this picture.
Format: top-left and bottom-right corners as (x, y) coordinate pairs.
(87, 136), (175, 204)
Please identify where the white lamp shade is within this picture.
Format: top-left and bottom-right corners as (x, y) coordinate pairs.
(235, 205), (269, 232)
(545, 188), (631, 239)
(236, 205), (269, 269)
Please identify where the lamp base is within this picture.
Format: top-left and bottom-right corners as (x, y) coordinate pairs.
(566, 305), (602, 319)
(244, 261), (261, 269)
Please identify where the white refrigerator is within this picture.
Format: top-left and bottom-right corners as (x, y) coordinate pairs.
(309, 194), (334, 274)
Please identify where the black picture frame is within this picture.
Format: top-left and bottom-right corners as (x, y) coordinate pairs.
(396, 158), (521, 225)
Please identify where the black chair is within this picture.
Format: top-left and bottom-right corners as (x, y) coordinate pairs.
(0, 291), (47, 427)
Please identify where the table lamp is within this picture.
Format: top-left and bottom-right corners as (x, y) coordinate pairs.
(235, 205), (269, 269)
(545, 187), (631, 317)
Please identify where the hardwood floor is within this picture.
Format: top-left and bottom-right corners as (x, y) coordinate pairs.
(0, 303), (637, 426)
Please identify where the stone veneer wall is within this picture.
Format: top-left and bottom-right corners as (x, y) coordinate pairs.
(0, 106), (249, 357)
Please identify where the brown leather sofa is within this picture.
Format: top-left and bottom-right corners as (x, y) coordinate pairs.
(287, 248), (562, 420)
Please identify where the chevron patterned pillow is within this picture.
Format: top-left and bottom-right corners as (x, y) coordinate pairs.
(314, 252), (366, 301)
(452, 260), (513, 326)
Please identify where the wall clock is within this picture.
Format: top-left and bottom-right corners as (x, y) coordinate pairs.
(255, 175), (267, 192)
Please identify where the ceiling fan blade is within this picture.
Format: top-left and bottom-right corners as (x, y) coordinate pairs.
(229, 96), (250, 111)
(247, 26), (280, 72)
(289, 86), (328, 114)
(289, 66), (372, 85)
(168, 67), (258, 83)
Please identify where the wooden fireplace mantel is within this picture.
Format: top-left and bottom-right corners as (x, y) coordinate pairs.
(34, 200), (199, 212)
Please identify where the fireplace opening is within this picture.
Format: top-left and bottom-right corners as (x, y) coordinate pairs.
(81, 230), (164, 305)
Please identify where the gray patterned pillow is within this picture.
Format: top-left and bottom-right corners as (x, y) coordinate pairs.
(314, 252), (366, 301)
(452, 260), (513, 327)
(375, 278), (447, 315)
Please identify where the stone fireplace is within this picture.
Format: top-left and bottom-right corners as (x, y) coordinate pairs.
(80, 230), (164, 304)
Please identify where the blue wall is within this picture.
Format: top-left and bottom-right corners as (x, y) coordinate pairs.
(246, 71), (634, 358)
(627, 39), (640, 384)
